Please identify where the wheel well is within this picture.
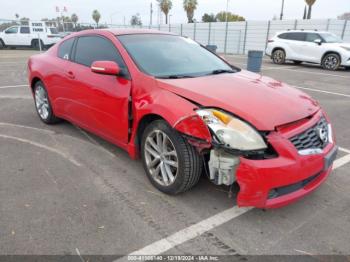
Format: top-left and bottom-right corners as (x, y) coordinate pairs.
(322, 51), (341, 64)
(31, 39), (43, 46)
(31, 77), (41, 93)
(135, 114), (165, 149)
(0, 38), (4, 44)
(272, 47), (285, 55)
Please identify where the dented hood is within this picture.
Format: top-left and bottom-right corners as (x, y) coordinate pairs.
(156, 70), (319, 131)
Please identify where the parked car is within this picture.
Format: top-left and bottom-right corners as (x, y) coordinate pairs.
(28, 29), (338, 208)
(266, 30), (350, 70)
(0, 22), (61, 50)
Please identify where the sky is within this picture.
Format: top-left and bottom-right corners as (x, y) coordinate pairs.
(0, 0), (349, 25)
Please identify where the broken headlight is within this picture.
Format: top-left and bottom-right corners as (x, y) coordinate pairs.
(196, 109), (267, 151)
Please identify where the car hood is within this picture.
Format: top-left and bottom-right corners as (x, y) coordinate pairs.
(156, 70), (320, 131)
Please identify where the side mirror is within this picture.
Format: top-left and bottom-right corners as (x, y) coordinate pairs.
(314, 39), (322, 45)
(91, 61), (120, 76)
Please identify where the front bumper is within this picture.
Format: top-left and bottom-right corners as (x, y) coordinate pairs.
(235, 111), (337, 209)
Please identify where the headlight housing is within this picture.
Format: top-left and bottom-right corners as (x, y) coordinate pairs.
(196, 109), (267, 151)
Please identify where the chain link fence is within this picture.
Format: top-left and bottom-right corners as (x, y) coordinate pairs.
(1, 18), (349, 54)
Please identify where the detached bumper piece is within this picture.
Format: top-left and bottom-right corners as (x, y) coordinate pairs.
(236, 111), (337, 209)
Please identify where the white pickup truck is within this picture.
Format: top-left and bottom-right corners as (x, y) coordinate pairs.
(0, 22), (61, 50)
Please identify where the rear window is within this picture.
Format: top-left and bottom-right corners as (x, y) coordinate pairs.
(50, 28), (59, 34)
(58, 38), (75, 60)
(20, 27), (30, 34)
(278, 33), (290, 39)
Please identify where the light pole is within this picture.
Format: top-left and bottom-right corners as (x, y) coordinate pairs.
(225, 0), (230, 23)
(110, 11), (120, 25)
(280, 0), (285, 20)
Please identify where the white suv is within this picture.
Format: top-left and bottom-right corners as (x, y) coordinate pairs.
(0, 23), (61, 50)
(266, 30), (350, 70)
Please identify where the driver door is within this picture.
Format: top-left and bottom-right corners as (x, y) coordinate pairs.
(4, 26), (19, 45)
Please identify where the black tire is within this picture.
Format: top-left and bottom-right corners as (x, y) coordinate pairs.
(321, 53), (341, 71)
(141, 120), (202, 195)
(293, 60), (302, 65)
(0, 39), (5, 49)
(33, 81), (61, 124)
(32, 39), (44, 50)
(272, 49), (286, 64)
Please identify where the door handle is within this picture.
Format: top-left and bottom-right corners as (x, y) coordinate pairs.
(66, 71), (75, 79)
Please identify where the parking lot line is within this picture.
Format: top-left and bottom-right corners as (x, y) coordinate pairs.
(119, 149), (350, 258)
(339, 147), (350, 154)
(296, 86), (350, 98)
(0, 84), (28, 89)
(272, 67), (350, 79)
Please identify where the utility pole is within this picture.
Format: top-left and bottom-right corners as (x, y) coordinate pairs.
(150, 2), (153, 26)
(280, 0), (285, 20)
(225, 0), (230, 23)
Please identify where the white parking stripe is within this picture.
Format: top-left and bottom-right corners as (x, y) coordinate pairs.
(272, 67), (350, 79)
(0, 84), (28, 89)
(117, 148), (350, 258)
(339, 147), (350, 154)
(296, 86), (350, 98)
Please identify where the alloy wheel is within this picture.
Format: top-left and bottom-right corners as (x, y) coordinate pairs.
(144, 130), (179, 187)
(35, 85), (50, 120)
(323, 55), (339, 70)
(273, 50), (285, 64)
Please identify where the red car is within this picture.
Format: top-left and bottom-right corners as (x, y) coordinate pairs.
(28, 29), (338, 208)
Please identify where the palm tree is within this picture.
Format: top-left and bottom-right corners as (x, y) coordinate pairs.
(92, 10), (101, 27)
(183, 0), (198, 23)
(71, 13), (79, 29)
(157, 0), (172, 24)
(305, 0), (316, 19)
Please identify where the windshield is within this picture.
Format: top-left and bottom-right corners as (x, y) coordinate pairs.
(321, 33), (343, 43)
(49, 28), (59, 34)
(117, 34), (236, 78)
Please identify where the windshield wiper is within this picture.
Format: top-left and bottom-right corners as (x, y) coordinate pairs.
(157, 75), (195, 79)
(208, 69), (236, 75)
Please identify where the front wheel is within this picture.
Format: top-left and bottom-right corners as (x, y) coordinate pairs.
(0, 39), (5, 49)
(141, 120), (202, 195)
(322, 53), (341, 70)
(33, 81), (60, 124)
(272, 49), (286, 64)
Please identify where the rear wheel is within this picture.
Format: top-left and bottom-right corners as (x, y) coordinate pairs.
(272, 49), (286, 64)
(322, 53), (341, 70)
(33, 81), (60, 124)
(141, 120), (202, 195)
(0, 39), (5, 49)
(32, 39), (44, 50)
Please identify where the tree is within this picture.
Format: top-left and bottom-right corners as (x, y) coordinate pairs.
(130, 13), (142, 26)
(305, 0), (316, 19)
(202, 13), (216, 22)
(92, 10), (101, 27)
(71, 13), (79, 28)
(183, 0), (198, 23)
(303, 5), (307, 19)
(215, 12), (245, 22)
(338, 12), (350, 20)
(157, 0), (172, 24)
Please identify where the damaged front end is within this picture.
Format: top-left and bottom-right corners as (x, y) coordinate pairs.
(174, 107), (274, 196)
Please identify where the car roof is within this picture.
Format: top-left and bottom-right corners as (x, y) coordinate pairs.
(94, 28), (175, 36)
(278, 30), (330, 34)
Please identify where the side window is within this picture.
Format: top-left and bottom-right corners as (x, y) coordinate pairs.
(58, 38), (75, 60)
(20, 27), (30, 34)
(278, 33), (290, 39)
(306, 33), (321, 42)
(74, 36), (128, 73)
(288, 32), (305, 41)
(5, 27), (18, 34)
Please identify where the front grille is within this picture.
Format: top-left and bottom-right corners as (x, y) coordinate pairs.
(290, 117), (329, 151)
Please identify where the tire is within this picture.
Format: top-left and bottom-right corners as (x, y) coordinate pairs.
(32, 39), (44, 50)
(141, 120), (202, 195)
(272, 49), (286, 64)
(293, 60), (302, 65)
(0, 39), (5, 49)
(33, 81), (60, 124)
(322, 53), (341, 71)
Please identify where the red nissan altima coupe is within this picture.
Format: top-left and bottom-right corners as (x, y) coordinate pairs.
(28, 29), (338, 208)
